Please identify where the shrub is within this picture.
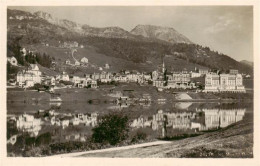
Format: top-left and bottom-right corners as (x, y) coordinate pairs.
(131, 131), (147, 143)
(92, 113), (129, 145)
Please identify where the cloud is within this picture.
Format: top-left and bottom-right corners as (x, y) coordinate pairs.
(204, 15), (237, 34)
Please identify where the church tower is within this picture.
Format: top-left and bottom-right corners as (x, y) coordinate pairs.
(162, 58), (166, 74)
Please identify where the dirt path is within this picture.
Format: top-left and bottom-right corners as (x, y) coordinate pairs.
(49, 141), (171, 157)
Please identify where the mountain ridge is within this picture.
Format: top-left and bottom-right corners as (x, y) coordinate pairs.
(8, 9), (192, 43)
(131, 24), (192, 44)
(7, 8), (253, 75)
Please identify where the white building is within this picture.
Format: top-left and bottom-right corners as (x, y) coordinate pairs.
(16, 64), (42, 87)
(190, 71), (201, 78)
(204, 72), (245, 93)
(60, 72), (70, 81)
(80, 57), (88, 64)
(65, 59), (71, 65)
(104, 63), (110, 69)
(75, 61), (80, 66)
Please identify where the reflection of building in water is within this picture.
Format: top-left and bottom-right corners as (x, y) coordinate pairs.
(76, 113), (98, 127)
(16, 114), (42, 137)
(203, 109), (220, 130)
(152, 110), (196, 130)
(65, 133), (86, 142)
(130, 116), (152, 128)
(167, 112), (196, 129)
(150, 108), (246, 133)
(202, 108), (246, 130)
(151, 110), (167, 137)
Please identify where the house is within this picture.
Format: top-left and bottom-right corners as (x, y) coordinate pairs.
(114, 75), (127, 82)
(28, 64), (42, 76)
(60, 72), (70, 81)
(166, 71), (191, 89)
(126, 74), (139, 82)
(100, 72), (112, 83)
(7, 56), (18, 66)
(71, 76), (85, 85)
(91, 73), (101, 80)
(190, 71), (201, 78)
(80, 57), (88, 64)
(65, 59), (71, 65)
(104, 63), (110, 69)
(199, 68), (209, 75)
(143, 74), (152, 81)
(16, 64), (42, 87)
(44, 76), (55, 86)
(75, 61), (80, 66)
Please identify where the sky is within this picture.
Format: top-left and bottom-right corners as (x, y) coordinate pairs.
(8, 6), (253, 62)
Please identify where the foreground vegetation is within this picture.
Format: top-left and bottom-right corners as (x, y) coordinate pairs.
(7, 113), (150, 157)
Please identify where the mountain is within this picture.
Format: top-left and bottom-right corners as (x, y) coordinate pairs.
(33, 11), (140, 40)
(11, 10), (191, 42)
(131, 24), (192, 44)
(7, 9), (253, 75)
(240, 60), (253, 68)
(34, 11), (83, 32)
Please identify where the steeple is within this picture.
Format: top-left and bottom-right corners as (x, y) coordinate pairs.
(162, 57), (165, 73)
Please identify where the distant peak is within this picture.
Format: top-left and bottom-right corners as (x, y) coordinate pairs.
(131, 24), (192, 44)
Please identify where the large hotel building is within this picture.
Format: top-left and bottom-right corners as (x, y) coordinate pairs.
(204, 72), (246, 93)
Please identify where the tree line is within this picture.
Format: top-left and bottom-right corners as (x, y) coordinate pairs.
(7, 36), (54, 68)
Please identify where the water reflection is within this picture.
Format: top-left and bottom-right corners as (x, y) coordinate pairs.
(128, 108), (246, 138)
(7, 100), (251, 150)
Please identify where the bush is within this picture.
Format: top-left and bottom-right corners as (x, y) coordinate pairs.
(35, 132), (51, 146)
(92, 113), (129, 145)
(131, 131), (147, 143)
(33, 83), (45, 90)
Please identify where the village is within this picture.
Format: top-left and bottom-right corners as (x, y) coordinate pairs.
(6, 48), (250, 147)
(7, 44), (248, 94)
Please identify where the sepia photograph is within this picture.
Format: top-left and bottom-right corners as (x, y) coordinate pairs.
(2, 1), (259, 163)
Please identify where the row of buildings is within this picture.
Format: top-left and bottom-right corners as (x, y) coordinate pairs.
(13, 58), (246, 92)
(152, 60), (246, 92)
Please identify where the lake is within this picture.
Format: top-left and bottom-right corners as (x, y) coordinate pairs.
(7, 93), (253, 142)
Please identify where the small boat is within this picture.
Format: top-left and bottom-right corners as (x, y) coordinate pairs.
(50, 97), (62, 102)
